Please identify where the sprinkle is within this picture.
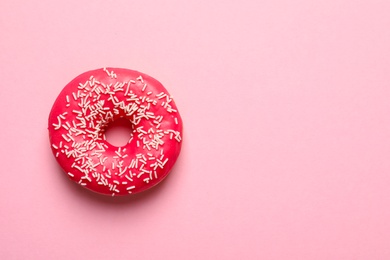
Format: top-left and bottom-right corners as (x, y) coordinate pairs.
(162, 158), (169, 166)
(126, 186), (136, 191)
(125, 81), (131, 96)
(136, 76), (144, 83)
(156, 92), (166, 99)
(62, 134), (71, 142)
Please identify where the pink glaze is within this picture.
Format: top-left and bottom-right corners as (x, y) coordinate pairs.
(48, 68), (183, 196)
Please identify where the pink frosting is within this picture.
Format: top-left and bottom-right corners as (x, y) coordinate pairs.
(48, 68), (183, 196)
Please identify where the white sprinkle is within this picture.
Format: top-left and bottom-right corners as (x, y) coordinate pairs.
(72, 110), (82, 115)
(137, 76), (144, 83)
(156, 92), (166, 99)
(125, 81), (131, 96)
(62, 134), (71, 142)
(67, 172), (74, 177)
(66, 133), (74, 141)
(162, 158), (169, 167)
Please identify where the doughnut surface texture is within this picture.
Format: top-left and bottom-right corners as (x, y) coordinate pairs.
(48, 68), (183, 196)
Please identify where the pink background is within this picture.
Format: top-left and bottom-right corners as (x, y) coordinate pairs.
(1, 0), (390, 259)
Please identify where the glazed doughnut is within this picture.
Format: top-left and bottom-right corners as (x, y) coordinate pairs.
(48, 68), (183, 196)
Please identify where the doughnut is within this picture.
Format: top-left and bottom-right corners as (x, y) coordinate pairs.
(48, 68), (183, 196)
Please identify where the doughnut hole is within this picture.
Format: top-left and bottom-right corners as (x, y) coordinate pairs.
(104, 117), (133, 147)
